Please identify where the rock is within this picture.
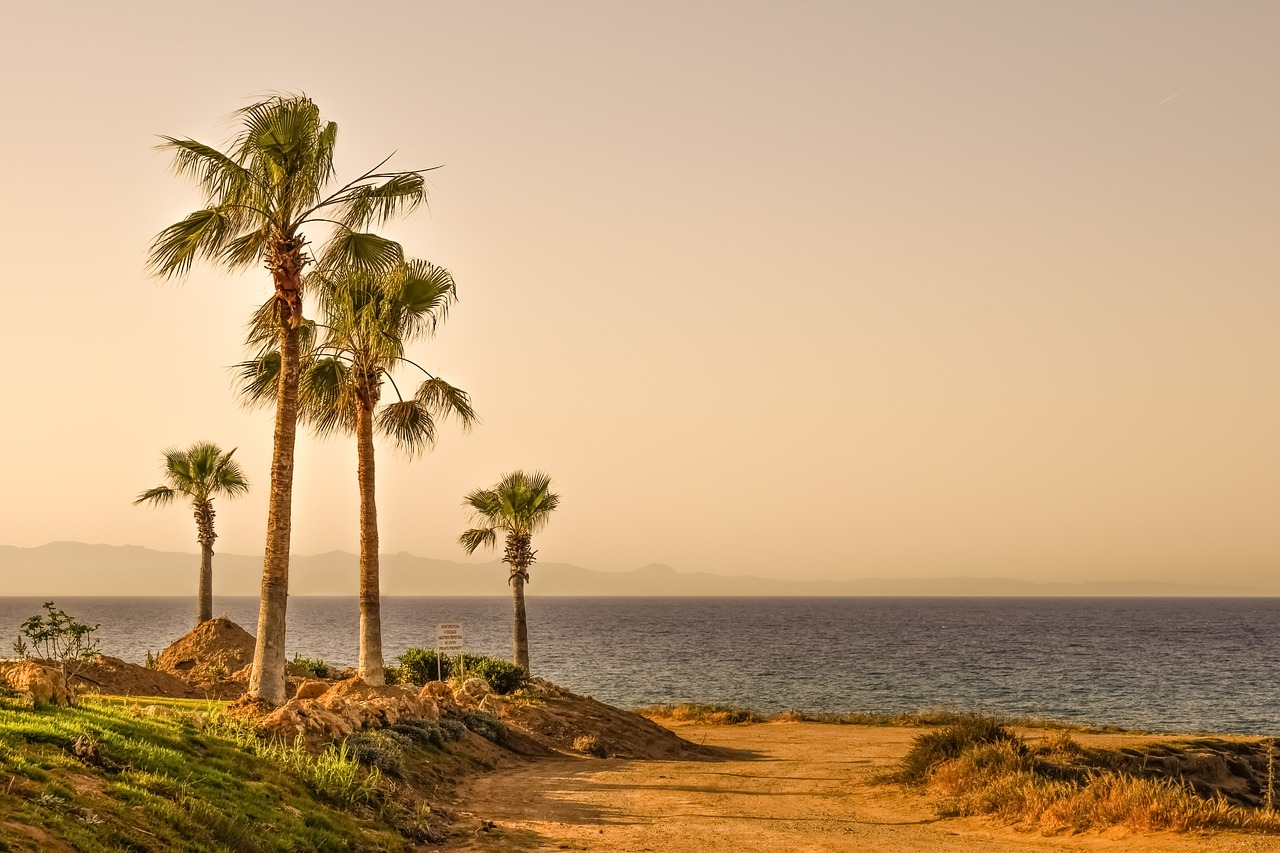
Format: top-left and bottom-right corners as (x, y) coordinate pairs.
(455, 677), (491, 707)
(294, 680), (329, 700)
(0, 660), (74, 707)
(249, 677), (443, 741)
(420, 681), (458, 714)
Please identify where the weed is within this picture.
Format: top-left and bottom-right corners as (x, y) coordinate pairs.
(898, 715), (1022, 784)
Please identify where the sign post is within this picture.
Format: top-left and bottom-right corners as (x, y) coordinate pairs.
(436, 623), (464, 682)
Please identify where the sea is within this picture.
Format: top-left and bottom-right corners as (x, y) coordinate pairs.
(2, 596), (1278, 735)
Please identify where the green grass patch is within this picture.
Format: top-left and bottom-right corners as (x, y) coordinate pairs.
(0, 696), (410, 852)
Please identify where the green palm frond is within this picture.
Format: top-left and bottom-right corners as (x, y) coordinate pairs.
(415, 378), (478, 430)
(375, 400), (437, 454)
(459, 471), (560, 542)
(333, 173), (427, 229)
(321, 232), (405, 273)
(148, 208), (235, 278)
(458, 526), (499, 555)
(300, 356), (355, 436)
(157, 137), (255, 201)
(134, 485), (177, 507)
(396, 261), (456, 337)
(137, 442), (250, 506)
(235, 351), (281, 408)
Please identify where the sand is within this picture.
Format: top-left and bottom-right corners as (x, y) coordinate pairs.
(447, 722), (1280, 853)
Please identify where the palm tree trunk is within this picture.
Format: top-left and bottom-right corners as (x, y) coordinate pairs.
(512, 572), (530, 672)
(194, 500), (216, 624)
(356, 401), (385, 685)
(249, 248), (304, 705)
(198, 543), (214, 624)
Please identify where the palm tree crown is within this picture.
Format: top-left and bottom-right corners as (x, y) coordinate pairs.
(459, 471), (560, 575)
(149, 93), (426, 289)
(240, 258), (477, 450)
(134, 442), (249, 624)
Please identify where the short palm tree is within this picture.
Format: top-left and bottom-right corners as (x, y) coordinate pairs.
(459, 471), (559, 672)
(149, 94), (430, 704)
(240, 259), (477, 685)
(134, 443), (250, 624)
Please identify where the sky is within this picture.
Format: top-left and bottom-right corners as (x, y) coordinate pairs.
(0, 1), (1276, 589)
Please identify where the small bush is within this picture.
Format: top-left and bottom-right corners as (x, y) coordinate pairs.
(291, 655), (329, 679)
(396, 649), (528, 694)
(439, 718), (466, 741)
(899, 715), (1022, 784)
(459, 711), (507, 743)
(346, 731), (406, 777)
(389, 722), (447, 749)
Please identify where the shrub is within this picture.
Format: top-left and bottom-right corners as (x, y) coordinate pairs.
(396, 648), (449, 685)
(346, 731), (406, 777)
(291, 655), (329, 679)
(899, 715), (1022, 784)
(389, 721), (447, 749)
(396, 649), (528, 694)
(459, 711), (507, 743)
(14, 602), (100, 682)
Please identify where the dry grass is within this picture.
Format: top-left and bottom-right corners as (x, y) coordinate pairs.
(636, 703), (1114, 731)
(911, 717), (1280, 835)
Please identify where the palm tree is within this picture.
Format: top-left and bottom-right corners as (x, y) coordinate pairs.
(149, 94), (430, 704)
(240, 259), (477, 685)
(458, 471), (560, 672)
(134, 443), (250, 624)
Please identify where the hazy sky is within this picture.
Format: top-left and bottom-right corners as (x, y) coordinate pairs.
(0, 1), (1276, 588)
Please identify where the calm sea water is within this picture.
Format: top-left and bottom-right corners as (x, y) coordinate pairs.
(2, 597), (1278, 735)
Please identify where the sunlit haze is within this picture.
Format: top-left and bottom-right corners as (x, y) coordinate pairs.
(0, 2), (1276, 591)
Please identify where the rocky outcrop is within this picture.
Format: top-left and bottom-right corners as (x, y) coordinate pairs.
(0, 660), (75, 707)
(246, 678), (443, 741)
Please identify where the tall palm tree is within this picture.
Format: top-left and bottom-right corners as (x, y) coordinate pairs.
(240, 259), (477, 685)
(458, 471), (560, 672)
(149, 94), (430, 704)
(134, 442), (250, 624)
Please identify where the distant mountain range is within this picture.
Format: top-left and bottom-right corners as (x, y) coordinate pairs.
(0, 542), (1263, 597)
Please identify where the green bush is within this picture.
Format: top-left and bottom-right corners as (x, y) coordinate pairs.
(291, 655), (329, 679)
(345, 731), (407, 777)
(395, 649), (528, 695)
(899, 715), (1023, 785)
(459, 711), (507, 744)
(389, 721), (448, 749)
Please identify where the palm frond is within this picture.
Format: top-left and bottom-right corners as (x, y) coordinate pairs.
(157, 137), (255, 201)
(396, 261), (456, 336)
(375, 400), (437, 454)
(332, 173), (427, 229)
(235, 351), (281, 409)
(415, 377), (478, 430)
(321, 232), (404, 273)
(148, 208), (235, 278)
(458, 526), (498, 555)
(133, 485), (177, 507)
(300, 356), (355, 436)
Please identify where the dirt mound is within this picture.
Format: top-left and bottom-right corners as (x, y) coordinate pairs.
(72, 655), (196, 699)
(158, 617), (255, 680)
(490, 679), (700, 760)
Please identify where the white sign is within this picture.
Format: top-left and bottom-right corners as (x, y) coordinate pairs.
(436, 622), (464, 652)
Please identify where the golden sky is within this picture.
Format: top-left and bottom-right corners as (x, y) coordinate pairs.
(0, 1), (1275, 588)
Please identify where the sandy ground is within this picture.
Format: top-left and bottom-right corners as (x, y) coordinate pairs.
(448, 722), (1280, 853)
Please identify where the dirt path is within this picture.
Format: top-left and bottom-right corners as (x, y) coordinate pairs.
(448, 722), (1280, 852)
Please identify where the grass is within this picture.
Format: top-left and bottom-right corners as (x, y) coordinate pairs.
(0, 695), (416, 851)
(899, 714), (1280, 834)
(635, 703), (1120, 731)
